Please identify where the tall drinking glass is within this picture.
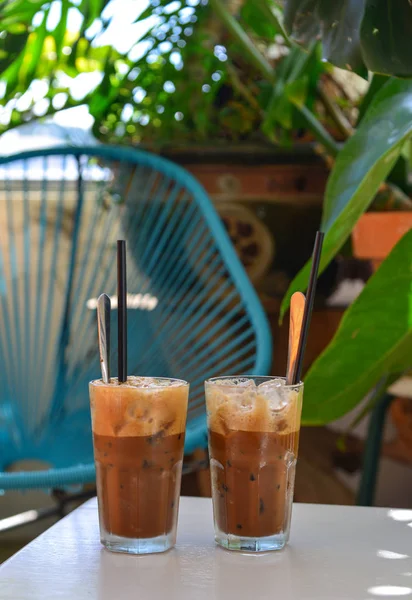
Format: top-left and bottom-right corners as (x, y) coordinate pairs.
(205, 376), (303, 552)
(89, 376), (189, 554)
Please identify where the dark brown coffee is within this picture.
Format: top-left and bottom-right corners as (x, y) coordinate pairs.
(89, 377), (188, 550)
(209, 429), (299, 537)
(94, 432), (184, 539)
(205, 378), (303, 548)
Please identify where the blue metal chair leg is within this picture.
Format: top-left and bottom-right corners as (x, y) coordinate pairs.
(357, 393), (394, 506)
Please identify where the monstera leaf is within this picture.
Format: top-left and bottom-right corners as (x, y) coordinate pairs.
(280, 77), (412, 319)
(302, 229), (412, 424)
(284, 0), (412, 77)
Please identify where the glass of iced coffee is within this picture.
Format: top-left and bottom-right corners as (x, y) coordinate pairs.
(89, 376), (189, 554)
(205, 376), (303, 552)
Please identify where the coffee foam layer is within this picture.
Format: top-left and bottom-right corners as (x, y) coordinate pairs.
(90, 378), (189, 437)
(91, 376), (187, 389)
(206, 380), (302, 435)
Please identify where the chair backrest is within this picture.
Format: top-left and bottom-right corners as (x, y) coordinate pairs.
(0, 145), (272, 468)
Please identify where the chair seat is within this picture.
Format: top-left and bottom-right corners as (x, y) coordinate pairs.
(0, 145), (272, 489)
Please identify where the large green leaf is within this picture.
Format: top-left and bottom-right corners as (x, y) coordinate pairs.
(284, 0), (412, 77)
(283, 0), (319, 47)
(361, 0), (412, 78)
(283, 0), (367, 76)
(280, 77), (412, 319)
(302, 229), (412, 424)
(358, 75), (412, 195)
(19, 8), (48, 84)
(318, 1), (367, 78)
(54, 0), (69, 58)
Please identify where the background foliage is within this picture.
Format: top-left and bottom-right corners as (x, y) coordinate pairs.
(2, 0), (412, 424)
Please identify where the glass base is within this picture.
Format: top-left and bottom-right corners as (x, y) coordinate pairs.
(215, 529), (287, 553)
(101, 531), (175, 555)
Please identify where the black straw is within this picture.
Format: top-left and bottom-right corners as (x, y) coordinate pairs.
(293, 231), (324, 384)
(117, 240), (127, 383)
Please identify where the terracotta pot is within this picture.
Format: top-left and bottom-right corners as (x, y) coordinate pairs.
(158, 143), (329, 201)
(352, 212), (412, 270)
(381, 397), (412, 465)
(390, 397), (412, 448)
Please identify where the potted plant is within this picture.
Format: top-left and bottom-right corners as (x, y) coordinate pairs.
(352, 198), (412, 271)
(204, 0), (412, 437)
(207, 1), (412, 278)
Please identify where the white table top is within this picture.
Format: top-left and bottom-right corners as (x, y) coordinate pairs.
(1, 497), (412, 600)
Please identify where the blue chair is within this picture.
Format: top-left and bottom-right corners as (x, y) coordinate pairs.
(0, 145), (271, 513)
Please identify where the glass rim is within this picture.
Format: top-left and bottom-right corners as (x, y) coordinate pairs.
(89, 376), (189, 389)
(205, 375), (303, 389)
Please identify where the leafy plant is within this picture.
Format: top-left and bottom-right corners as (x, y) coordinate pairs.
(280, 77), (412, 317)
(207, 0), (412, 424)
(0, 0), (347, 147)
(302, 228), (412, 424)
(0, 0), (273, 144)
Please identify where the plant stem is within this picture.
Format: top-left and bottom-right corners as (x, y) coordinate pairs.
(344, 373), (400, 433)
(295, 104), (340, 157)
(210, 0), (274, 82)
(317, 82), (354, 139)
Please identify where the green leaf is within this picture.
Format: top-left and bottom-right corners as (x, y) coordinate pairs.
(81, 0), (103, 29)
(1, 52), (24, 95)
(361, 0), (412, 78)
(283, 0), (319, 46)
(88, 49), (121, 117)
(358, 77), (411, 195)
(284, 0), (368, 76)
(285, 76), (308, 107)
(19, 9), (48, 84)
(241, 0), (278, 40)
(248, 0), (290, 42)
(261, 80), (290, 133)
(284, 0), (412, 77)
(54, 0), (69, 57)
(302, 229), (412, 424)
(261, 45), (312, 134)
(317, 1), (367, 78)
(262, 77), (307, 133)
(280, 77), (412, 319)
